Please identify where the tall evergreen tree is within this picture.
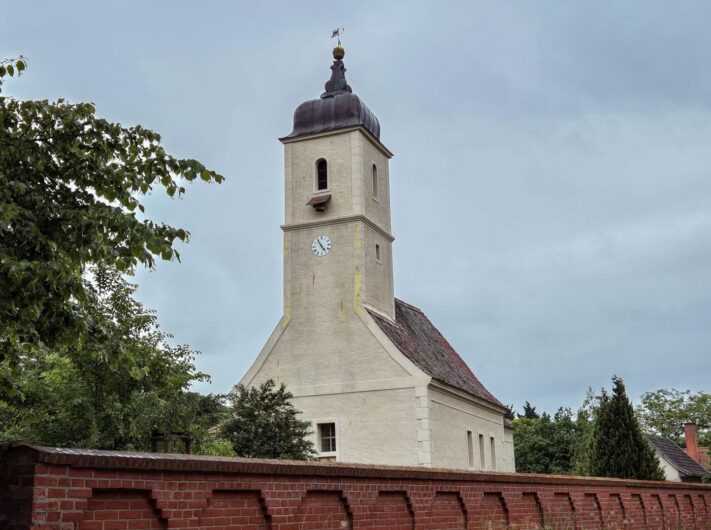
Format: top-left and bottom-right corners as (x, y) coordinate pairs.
(587, 376), (664, 480)
(518, 401), (540, 419)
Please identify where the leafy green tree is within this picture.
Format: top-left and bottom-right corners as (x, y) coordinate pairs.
(0, 267), (215, 451)
(513, 407), (585, 474)
(637, 388), (711, 448)
(0, 57), (27, 90)
(221, 380), (315, 460)
(571, 387), (601, 475)
(0, 58), (223, 388)
(518, 401), (540, 419)
(179, 392), (234, 456)
(585, 376), (664, 480)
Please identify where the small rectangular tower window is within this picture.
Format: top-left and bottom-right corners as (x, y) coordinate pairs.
(479, 434), (486, 469)
(318, 422), (336, 453)
(372, 164), (379, 200)
(375, 243), (381, 262)
(490, 436), (497, 470)
(467, 430), (474, 467)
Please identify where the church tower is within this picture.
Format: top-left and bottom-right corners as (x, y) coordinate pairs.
(280, 44), (395, 322)
(241, 45), (515, 471)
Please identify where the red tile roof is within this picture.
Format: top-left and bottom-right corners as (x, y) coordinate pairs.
(367, 299), (504, 410)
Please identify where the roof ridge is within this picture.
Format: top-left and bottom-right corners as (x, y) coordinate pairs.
(394, 297), (424, 313)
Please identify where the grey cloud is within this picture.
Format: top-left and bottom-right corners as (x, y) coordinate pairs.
(5, 0), (710, 413)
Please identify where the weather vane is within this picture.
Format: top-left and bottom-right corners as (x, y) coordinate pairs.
(331, 27), (344, 46)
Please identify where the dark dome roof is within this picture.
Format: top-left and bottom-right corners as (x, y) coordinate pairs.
(286, 93), (380, 140)
(284, 48), (380, 140)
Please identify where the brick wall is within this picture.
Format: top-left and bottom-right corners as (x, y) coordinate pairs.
(1, 443), (710, 529)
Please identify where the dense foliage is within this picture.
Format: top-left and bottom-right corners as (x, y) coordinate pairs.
(514, 382), (676, 480)
(0, 60), (223, 391)
(638, 388), (711, 448)
(517, 401), (540, 419)
(0, 267), (228, 452)
(0, 59), (233, 454)
(513, 406), (591, 475)
(220, 380), (315, 460)
(504, 404), (516, 420)
(581, 377), (664, 480)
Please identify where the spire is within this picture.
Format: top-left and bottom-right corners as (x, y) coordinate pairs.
(321, 46), (352, 98)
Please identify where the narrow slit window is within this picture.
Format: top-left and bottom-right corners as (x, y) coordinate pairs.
(372, 164), (379, 200)
(318, 422), (336, 452)
(479, 434), (486, 469)
(467, 430), (474, 467)
(316, 159), (328, 191)
(375, 243), (381, 262)
(490, 436), (497, 470)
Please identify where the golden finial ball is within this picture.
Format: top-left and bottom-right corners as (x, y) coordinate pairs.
(333, 45), (345, 60)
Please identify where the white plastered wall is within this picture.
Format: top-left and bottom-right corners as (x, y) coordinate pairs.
(503, 428), (516, 471)
(240, 297), (430, 465)
(294, 387), (420, 466)
(240, 126), (511, 469)
(428, 385), (514, 472)
(654, 449), (682, 482)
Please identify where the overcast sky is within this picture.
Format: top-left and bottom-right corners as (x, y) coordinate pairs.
(6, 1), (710, 413)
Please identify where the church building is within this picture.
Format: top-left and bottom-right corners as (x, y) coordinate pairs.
(240, 45), (515, 471)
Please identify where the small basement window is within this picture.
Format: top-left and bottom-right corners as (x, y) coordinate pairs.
(318, 422), (336, 453)
(316, 159), (328, 191)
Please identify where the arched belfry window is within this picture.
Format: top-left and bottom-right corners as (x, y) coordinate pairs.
(316, 159), (328, 191)
(372, 164), (379, 200)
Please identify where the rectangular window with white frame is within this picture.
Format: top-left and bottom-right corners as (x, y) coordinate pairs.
(316, 421), (337, 457)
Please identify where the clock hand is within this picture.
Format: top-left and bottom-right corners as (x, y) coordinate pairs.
(317, 239), (325, 252)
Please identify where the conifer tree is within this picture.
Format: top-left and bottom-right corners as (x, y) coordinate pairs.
(587, 376), (664, 480)
(518, 401), (540, 419)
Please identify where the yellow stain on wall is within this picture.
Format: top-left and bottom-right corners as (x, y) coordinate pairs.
(353, 223), (363, 315)
(283, 233), (292, 321)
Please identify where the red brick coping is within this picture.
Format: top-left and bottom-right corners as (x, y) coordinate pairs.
(2, 442), (710, 529)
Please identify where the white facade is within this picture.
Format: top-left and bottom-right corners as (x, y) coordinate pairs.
(654, 449), (682, 482)
(240, 61), (514, 471)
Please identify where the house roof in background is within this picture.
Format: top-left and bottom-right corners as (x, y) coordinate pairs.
(368, 299), (504, 410)
(647, 434), (710, 478)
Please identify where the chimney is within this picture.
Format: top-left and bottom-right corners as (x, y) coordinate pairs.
(684, 422), (700, 463)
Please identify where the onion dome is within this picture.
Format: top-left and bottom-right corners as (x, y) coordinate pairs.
(284, 46), (381, 140)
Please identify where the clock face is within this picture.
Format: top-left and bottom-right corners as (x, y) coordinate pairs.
(311, 235), (332, 257)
